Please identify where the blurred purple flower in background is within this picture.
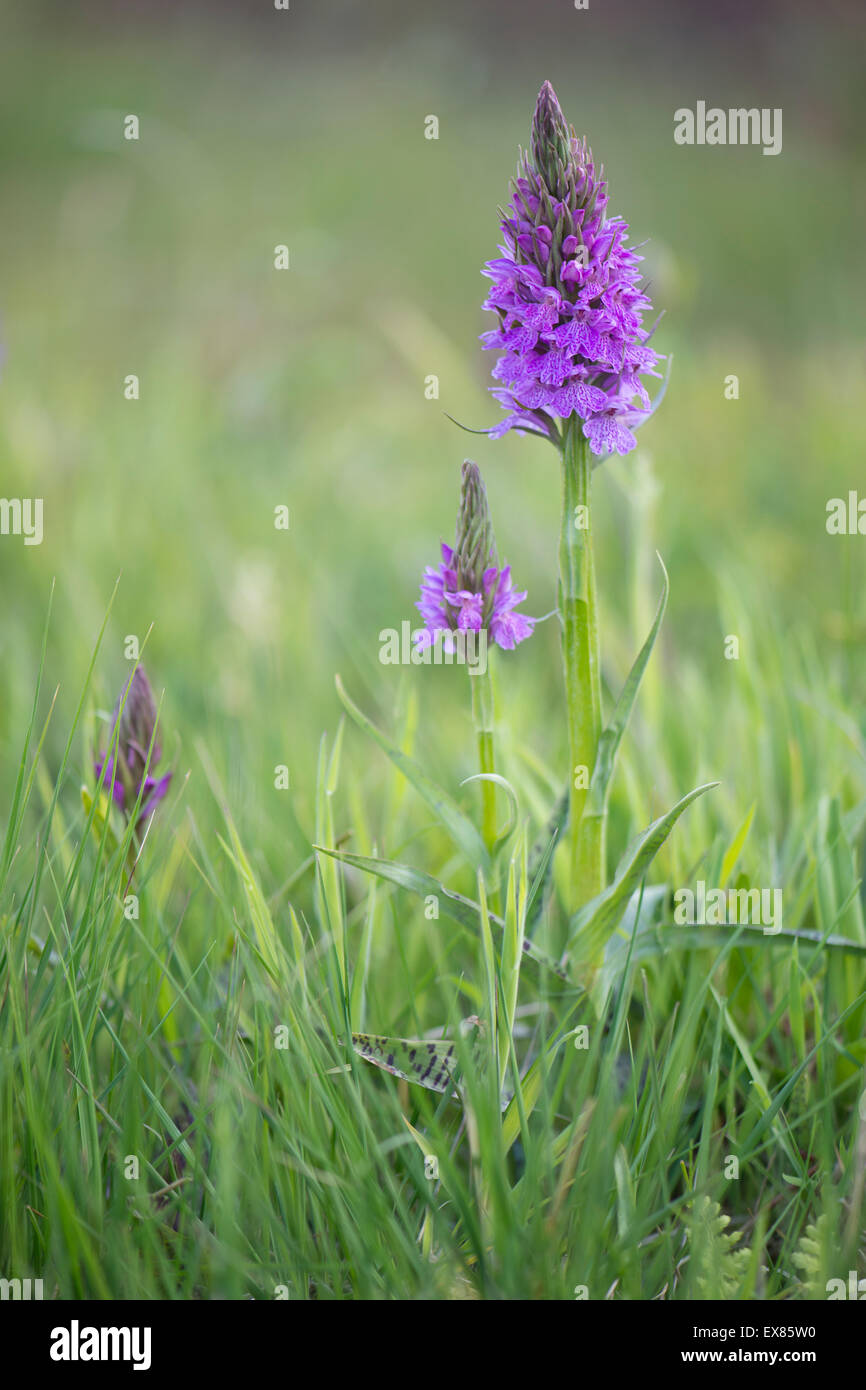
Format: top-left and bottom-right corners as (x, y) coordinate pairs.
(96, 666), (171, 829)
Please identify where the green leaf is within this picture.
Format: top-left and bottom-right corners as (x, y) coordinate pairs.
(525, 785), (569, 937)
(568, 782), (718, 968)
(614, 1146), (637, 1242)
(502, 1018), (584, 1151)
(315, 847), (571, 982)
(500, 835), (528, 1048)
(460, 772), (518, 846)
(501, 1056), (543, 1153)
(720, 801), (756, 886)
(80, 785), (122, 858)
(351, 1026), (482, 1098)
(335, 674), (489, 870)
(585, 554), (669, 822)
(788, 941), (805, 1062)
(315, 724), (348, 997)
(475, 870), (504, 1111)
(818, 795), (866, 943)
(596, 883), (669, 1005)
(217, 828), (284, 985)
(685, 1193), (751, 1300)
(642, 921), (866, 960)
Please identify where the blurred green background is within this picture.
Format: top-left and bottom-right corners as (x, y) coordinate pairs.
(1, 0), (864, 864)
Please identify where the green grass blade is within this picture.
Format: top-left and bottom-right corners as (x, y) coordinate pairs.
(335, 674), (489, 871)
(584, 553), (669, 822)
(315, 846), (572, 982)
(568, 782), (719, 969)
(525, 785), (568, 937)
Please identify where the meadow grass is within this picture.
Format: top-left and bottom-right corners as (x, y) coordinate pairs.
(1, 20), (865, 1301)
(3, 508), (864, 1300)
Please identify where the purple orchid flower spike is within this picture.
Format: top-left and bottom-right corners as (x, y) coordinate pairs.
(481, 80), (665, 458)
(415, 461), (536, 654)
(95, 665), (171, 832)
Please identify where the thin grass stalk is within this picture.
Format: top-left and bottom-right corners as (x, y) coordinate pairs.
(470, 660), (497, 853)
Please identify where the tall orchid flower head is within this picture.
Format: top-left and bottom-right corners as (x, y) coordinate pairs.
(416, 461), (536, 653)
(481, 81), (665, 457)
(95, 666), (171, 830)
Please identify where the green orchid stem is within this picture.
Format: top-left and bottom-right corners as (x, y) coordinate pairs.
(470, 657), (497, 854)
(558, 420), (604, 908)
